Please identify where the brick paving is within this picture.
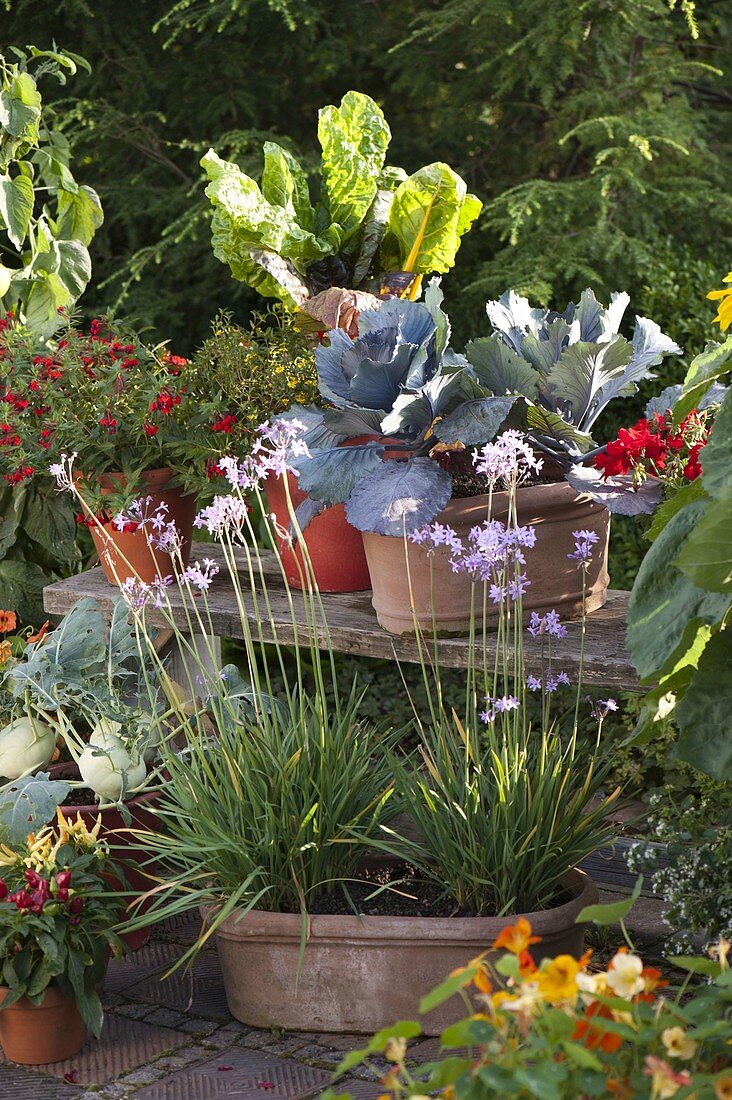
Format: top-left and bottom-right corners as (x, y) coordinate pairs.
(0, 890), (670, 1098)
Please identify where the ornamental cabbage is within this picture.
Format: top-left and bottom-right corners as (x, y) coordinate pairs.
(0, 716), (56, 779)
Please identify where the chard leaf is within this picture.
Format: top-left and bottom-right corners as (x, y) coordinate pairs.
(201, 149), (332, 301)
(261, 141), (314, 230)
(345, 457), (452, 535)
(386, 162), (481, 274)
(565, 464), (664, 515)
(467, 334), (541, 398)
(249, 249), (309, 307)
(545, 336), (632, 425)
(297, 443), (385, 505)
(352, 182), (402, 286)
(432, 395), (516, 446)
(318, 91), (390, 243)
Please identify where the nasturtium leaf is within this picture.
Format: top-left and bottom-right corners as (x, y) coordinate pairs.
(675, 492), (732, 592)
(467, 335), (541, 397)
(296, 443), (385, 505)
(576, 876), (643, 926)
(432, 395), (516, 446)
(627, 498), (731, 681)
(318, 91), (390, 243)
(345, 457), (452, 536)
(0, 173), (33, 248)
(386, 162), (481, 274)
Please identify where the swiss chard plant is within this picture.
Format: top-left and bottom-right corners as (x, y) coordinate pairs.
(201, 91), (481, 325)
(466, 289), (682, 513)
(290, 282), (517, 536)
(626, 334), (732, 780)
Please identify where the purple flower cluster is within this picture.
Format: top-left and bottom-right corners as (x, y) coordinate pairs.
(527, 609), (568, 638)
(183, 557), (219, 593)
(472, 431), (543, 485)
(410, 518), (536, 601)
(590, 697), (619, 720)
(250, 417), (311, 480)
(480, 694), (521, 724)
(527, 670), (570, 694)
(567, 528), (599, 565)
(120, 574), (173, 610)
(194, 495), (250, 539)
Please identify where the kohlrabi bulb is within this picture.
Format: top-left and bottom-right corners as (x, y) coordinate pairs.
(78, 733), (147, 803)
(0, 716), (56, 780)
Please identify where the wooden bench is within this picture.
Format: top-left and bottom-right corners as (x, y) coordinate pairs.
(43, 544), (641, 691)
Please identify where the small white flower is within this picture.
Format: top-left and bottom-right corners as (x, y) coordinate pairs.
(606, 951), (644, 998)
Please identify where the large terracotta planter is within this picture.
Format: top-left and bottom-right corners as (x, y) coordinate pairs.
(208, 869), (596, 1035)
(52, 764), (161, 951)
(87, 467), (197, 586)
(263, 472), (370, 593)
(362, 481), (610, 634)
(0, 986), (85, 1063)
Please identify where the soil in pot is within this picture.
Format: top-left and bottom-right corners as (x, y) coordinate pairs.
(52, 763), (162, 951)
(0, 986), (85, 1064)
(264, 471), (370, 593)
(87, 467), (197, 586)
(209, 866), (597, 1035)
(362, 480), (610, 634)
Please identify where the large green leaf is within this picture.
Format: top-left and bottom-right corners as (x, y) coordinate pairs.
(56, 183), (104, 246)
(317, 91), (390, 242)
(21, 480), (77, 559)
(675, 629), (732, 779)
(522, 402), (594, 452)
(627, 498), (732, 681)
(0, 773), (72, 846)
(56, 238), (91, 299)
(386, 162), (482, 274)
(697, 387), (732, 499)
(675, 491), (732, 592)
(0, 482), (27, 556)
(673, 337), (732, 422)
(0, 72), (41, 167)
(647, 477), (706, 541)
(0, 558), (48, 625)
(0, 173), (34, 248)
(261, 142), (315, 230)
(545, 337), (632, 424)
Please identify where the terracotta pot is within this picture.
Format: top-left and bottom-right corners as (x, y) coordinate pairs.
(0, 986), (85, 1063)
(362, 481), (610, 634)
(87, 467), (197, 586)
(51, 763), (161, 951)
(263, 471), (370, 593)
(208, 868), (596, 1035)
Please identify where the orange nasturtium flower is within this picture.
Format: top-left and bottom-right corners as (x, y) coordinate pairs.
(492, 917), (541, 955)
(708, 272), (732, 332)
(27, 619), (50, 645)
(0, 609), (17, 633)
(573, 1001), (623, 1054)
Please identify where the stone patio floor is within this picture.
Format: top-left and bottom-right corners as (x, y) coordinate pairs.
(0, 885), (671, 1099)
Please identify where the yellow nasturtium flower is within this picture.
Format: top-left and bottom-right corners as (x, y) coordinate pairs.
(536, 954), (581, 1002)
(707, 272), (732, 332)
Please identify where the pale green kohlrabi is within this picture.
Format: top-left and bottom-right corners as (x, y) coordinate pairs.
(200, 91), (481, 315)
(0, 715), (56, 779)
(78, 727), (147, 805)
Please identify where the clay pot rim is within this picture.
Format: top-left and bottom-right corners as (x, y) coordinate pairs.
(0, 984), (74, 1007)
(49, 762), (162, 815)
(441, 478), (599, 520)
(210, 868), (594, 941)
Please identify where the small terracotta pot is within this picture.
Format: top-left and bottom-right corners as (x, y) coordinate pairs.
(362, 481), (610, 634)
(87, 467), (197, 586)
(0, 986), (85, 1064)
(207, 869), (596, 1035)
(51, 763), (161, 952)
(263, 472), (370, 593)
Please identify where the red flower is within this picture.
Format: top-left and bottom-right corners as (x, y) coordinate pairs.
(4, 466), (34, 485)
(143, 422), (159, 437)
(683, 441), (705, 480)
(55, 871), (72, 890)
(0, 879), (7, 900)
(211, 413), (237, 434)
(100, 414), (118, 434)
(149, 390), (182, 415)
(122, 358), (139, 370)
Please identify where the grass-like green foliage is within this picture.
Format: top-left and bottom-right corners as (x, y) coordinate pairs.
(129, 683), (400, 961)
(382, 710), (616, 917)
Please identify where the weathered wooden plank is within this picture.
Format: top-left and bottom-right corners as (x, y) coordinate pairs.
(43, 545), (642, 690)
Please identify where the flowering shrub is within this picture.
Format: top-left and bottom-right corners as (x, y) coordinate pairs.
(0, 810), (123, 1034)
(327, 914), (732, 1100)
(0, 314), (235, 515)
(595, 409), (713, 486)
